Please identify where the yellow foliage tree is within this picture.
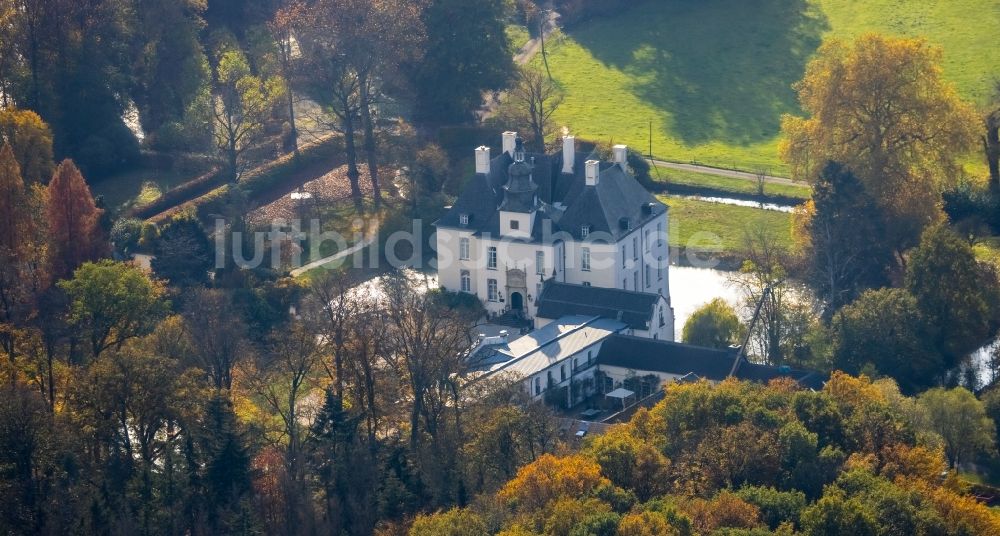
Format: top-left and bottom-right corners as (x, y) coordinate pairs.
(584, 426), (671, 501)
(616, 510), (678, 536)
(780, 33), (979, 250)
(0, 108), (55, 184)
(498, 453), (609, 513)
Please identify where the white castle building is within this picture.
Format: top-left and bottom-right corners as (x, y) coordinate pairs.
(435, 131), (674, 341)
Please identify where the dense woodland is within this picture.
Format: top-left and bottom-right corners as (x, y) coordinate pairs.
(3, 0), (1000, 534)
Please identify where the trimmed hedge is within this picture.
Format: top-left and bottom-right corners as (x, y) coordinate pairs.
(128, 166), (224, 220)
(146, 134), (342, 224)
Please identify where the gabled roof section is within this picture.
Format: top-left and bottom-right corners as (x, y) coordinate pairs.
(597, 335), (735, 379)
(596, 335), (826, 389)
(536, 281), (664, 330)
(558, 163), (666, 241)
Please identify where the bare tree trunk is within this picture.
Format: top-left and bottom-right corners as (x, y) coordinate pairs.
(342, 110), (364, 213)
(984, 124), (1000, 189)
(358, 75), (381, 208)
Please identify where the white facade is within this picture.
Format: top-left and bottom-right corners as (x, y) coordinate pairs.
(435, 132), (671, 327)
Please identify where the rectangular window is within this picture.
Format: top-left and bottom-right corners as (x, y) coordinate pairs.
(633, 237), (638, 260)
(658, 256), (664, 280)
(487, 246), (497, 270)
(536, 251), (545, 274)
(581, 247), (591, 271)
(622, 247), (626, 268)
(460, 270), (471, 292)
(633, 271), (638, 291)
(534, 376), (541, 396)
(488, 279), (498, 301)
(645, 229), (651, 252)
(560, 365), (566, 382)
(459, 237), (470, 260)
(581, 225), (590, 238)
(623, 279), (627, 290)
(459, 214), (469, 225)
(645, 264), (651, 287)
(510, 220), (519, 230)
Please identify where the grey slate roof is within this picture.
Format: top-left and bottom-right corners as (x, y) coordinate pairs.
(469, 315), (626, 379)
(535, 281), (664, 330)
(596, 334), (826, 389)
(435, 144), (667, 243)
(597, 335), (735, 379)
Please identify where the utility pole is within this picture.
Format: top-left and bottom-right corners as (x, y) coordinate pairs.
(540, 10), (553, 81)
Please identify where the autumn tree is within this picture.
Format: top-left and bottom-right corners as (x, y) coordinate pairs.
(0, 143), (40, 370)
(412, 0), (514, 122)
(982, 79), (1000, 189)
(409, 508), (489, 536)
(906, 224), (1000, 370)
(293, 8), (365, 210)
(498, 453), (610, 513)
(381, 277), (476, 450)
(293, 0), (423, 209)
(732, 225), (791, 364)
(269, 2), (303, 156)
(181, 288), (250, 391)
(151, 214), (214, 287)
(252, 321), (324, 480)
(802, 162), (891, 313)
(830, 288), (937, 394)
(780, 34), (979, 253)
(45, 159), (106, 279)
(132, 0), (212, 138)
(0, 108), (54, 184)
(682, 298), (743, 349)
(505, 66), (564, 152)
(919, 387), (996, 468)
(213, 46), (285, 182)
(59, 260), (168, 359)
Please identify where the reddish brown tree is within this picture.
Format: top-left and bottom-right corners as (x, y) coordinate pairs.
(45, 159), (106, 279)
(0, 143), (30, 256)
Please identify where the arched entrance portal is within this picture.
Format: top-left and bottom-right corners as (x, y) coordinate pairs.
(510, 291), (524, 313)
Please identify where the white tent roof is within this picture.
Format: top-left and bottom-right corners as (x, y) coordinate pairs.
(605, 387), (635, 400)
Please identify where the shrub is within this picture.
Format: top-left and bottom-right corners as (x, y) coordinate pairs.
(110, 218), (143, 254)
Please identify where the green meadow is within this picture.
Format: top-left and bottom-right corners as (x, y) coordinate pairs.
(541, 0), (1000, 175)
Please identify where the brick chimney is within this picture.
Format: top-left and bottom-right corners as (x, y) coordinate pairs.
(613, 144), (628, 170)
(475, 146), (490, 174)
(562, 135), (575, 174)
(585, 160), (600, 186)
(502, 131), (517, 156)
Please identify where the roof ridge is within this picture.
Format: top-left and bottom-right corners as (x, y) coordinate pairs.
(492, 315), (607, 374)
(547, 280), (661, 299)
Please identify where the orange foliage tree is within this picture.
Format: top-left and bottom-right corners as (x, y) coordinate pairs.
(45, 159), (106, 279)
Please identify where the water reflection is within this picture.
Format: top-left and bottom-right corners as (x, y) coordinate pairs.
(675, 195), (796, 213)
(669, 265), (742, 340)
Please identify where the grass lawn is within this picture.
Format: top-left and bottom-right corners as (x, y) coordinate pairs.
(660, 195), (794, 253)
(91, 167), (195, 215)
(506, 24), (531, 53)
(974, 237), (1000, 268)
(538, 0), (1000, 175)
(655, 166), (812, 201)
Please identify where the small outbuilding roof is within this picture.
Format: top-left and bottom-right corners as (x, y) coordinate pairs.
(536, 281), (666, 330)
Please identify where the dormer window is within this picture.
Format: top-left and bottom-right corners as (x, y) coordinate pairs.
(581, 225), (590, 238)
(459, 213), (469, 226)
(510, 220), (519, 230)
